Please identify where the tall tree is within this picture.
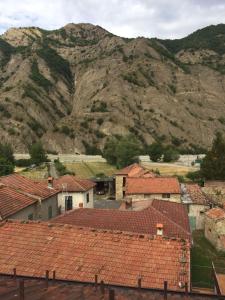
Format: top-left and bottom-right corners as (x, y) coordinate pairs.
(0, 143), (14, 176)
(147, 142), (164, 162)
(201, 132), (225, 179)
(29, 142), (48, 165)
(0, 143), (14, 164)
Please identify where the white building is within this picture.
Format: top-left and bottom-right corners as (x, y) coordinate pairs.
(50, 175), (95, 213)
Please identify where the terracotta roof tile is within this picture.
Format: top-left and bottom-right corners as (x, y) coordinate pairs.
(0, 220), (190, 291)
(53, 175), (95, 192)
(0, 185), (37, 219)
(186, 184), (209, 205)
(205, 208), (225, 220)
(0, 174), (58, 199)
(115, 164), (156, 178)
(52, 200), (190, 239)
(126, 177), (180, 194)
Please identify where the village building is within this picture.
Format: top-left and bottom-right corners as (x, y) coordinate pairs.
(0, 220), (190, 292)
(52, 199), (190, 239)
(125, 177), (181, 202)
(205, 207), (225, 252)
(0, 185), (38, 220)
(183, 184), (210, 230)
(49, 175), (95, 213)
(0, 174), (59, 220)
(115, 163), (156, 200)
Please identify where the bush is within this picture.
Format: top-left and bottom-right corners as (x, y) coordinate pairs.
(91, 101), (108, 112)
(54, 159), (74, 176)
(15, 159), (32, 167)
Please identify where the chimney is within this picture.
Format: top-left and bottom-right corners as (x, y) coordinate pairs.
(156, 223), (163, 236)
(125, 198), (132, 210)
(47, 176), (53, 188)
(79, 203), (84, 208)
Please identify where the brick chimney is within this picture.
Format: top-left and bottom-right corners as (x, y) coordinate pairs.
(156, 223), (163, 236)
(47, 176), (53, 188)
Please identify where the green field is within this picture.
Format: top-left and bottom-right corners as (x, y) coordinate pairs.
(191, 230), (225, 288)
(64, 162), (117, 179)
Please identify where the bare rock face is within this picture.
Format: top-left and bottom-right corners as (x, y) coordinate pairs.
(0, 23), (225, 153)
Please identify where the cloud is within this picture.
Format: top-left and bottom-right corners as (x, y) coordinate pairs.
(0, 0), (225, 39)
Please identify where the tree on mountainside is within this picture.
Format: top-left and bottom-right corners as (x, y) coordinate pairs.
(201, 132), (225, 180)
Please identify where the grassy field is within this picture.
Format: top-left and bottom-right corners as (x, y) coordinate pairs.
(64, 162), (117, 179)
(20, 165), (48, 180)
(142, 162), (198, 177)
(191, 230), (225, 288)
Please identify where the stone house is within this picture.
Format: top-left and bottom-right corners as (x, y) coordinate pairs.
(205, 207), (225, 252)
(125, 177), (181, 203)
(0, 173), (59, 220)
(50, 175), (96, 213)
(184, 184), (210, 230)
(115, 163), (156, 200)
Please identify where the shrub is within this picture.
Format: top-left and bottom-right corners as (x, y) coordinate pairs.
(0, 104), (11, 118)
(91, 101), (108, 112)
(15, 159), (32, 167)
(97, 118), (104, 125)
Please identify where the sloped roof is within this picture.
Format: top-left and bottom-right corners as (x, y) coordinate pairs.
(0, 220), (190, 291)
(205, 208), (225, 220)
(52, 200), (190, 239)
(126, 177), (180, 194)
(115, 163), (155, 178)
(0, 173), (58, 199)
(53, 175), (95, 192)
(0, 185), (37, 219)
(186, 184), (209, 205)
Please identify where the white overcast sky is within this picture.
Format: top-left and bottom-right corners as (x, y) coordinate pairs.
(0, 0), (225, 39)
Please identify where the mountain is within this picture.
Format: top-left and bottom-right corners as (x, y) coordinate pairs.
(0, 23), (225, 153)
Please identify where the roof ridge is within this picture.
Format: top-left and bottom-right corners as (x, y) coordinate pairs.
(5, 219), (189, 242)
(149, 204), (190, 236)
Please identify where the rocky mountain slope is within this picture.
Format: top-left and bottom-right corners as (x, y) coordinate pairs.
(1, 23), (225, 153)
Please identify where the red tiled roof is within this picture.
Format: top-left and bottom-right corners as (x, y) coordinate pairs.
(126, 177), (180, 194)
(0, 173), (58, 199)
(53, 175), (95, 192)
(115, 164), (155, 178)
(186, 184), (209, 205)
(205, 208), (225, 220)
(0, 185), (37, 219)
(52, 200), (190, 239)
(0, 220), (190, 291)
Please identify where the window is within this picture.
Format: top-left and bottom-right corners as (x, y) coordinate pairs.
(65, 196), (73, 211)
(86, 193), (89, 204)
(144, 194), (150, 198)
(162, 194), (170, 198)
(48, 206), (53, 219)
(123, 177), (126, 187)
(28, 213), (33, 220)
